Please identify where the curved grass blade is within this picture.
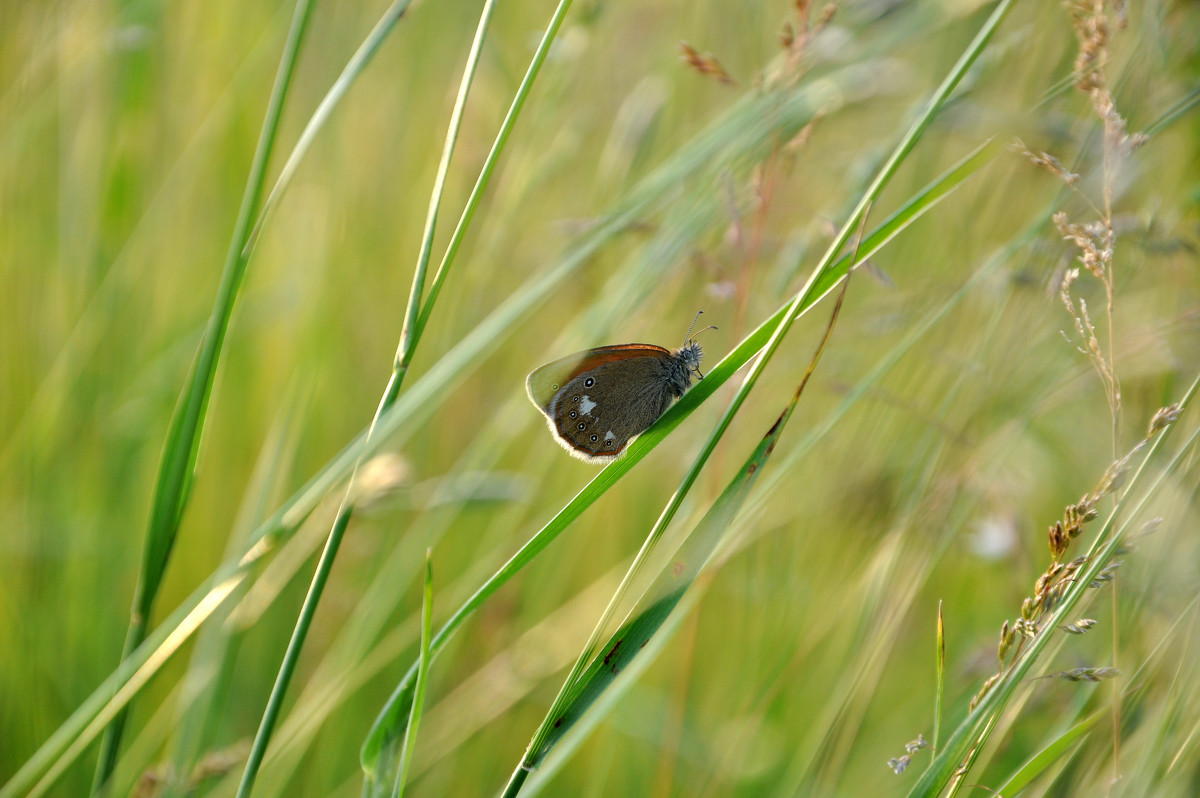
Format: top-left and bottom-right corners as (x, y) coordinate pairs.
(992, 710), (1101, 797)
(89, 1), (316, 792)
(410, 0), (574, 349)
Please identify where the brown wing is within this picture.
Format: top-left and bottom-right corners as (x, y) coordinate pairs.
(525, 344), (670, 410)
(527, 348), (677, 463)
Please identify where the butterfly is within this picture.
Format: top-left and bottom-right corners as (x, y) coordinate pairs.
(525, 315), (714, 463)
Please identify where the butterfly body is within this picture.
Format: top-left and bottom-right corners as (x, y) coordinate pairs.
(526, 341), (703, 463)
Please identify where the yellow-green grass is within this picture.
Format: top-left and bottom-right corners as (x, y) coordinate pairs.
(2, 1), (1199, 796)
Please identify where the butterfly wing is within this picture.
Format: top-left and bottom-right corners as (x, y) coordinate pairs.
(526, 345), (674, 463)
(525, 344), (671, 411)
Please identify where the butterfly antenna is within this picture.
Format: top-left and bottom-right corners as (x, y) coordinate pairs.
(683, 310), (704, 344)
(683, 311), (718, 345)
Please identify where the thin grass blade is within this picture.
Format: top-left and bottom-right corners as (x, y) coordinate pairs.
(380, 551), (434, 798)
(243, 0), (418, 256)
(233, 0), (504, 793)
(934, 601), (945, 756)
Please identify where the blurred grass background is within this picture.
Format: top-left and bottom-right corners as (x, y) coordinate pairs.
(2, 0), (1200, 796)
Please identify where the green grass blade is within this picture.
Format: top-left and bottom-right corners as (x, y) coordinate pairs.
(393, 0), (502, 381)
(384, 551), (434, 798)
(501, 404), (800, 798)
(934, 601), (945, 756)
(410, 0), (574, 349)
(992, 710), (1102, 797)
(89, 0), (316, 792)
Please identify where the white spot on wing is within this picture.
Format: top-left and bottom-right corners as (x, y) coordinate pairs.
(579, 395), (598, 416)
(605, 430), (615, 441)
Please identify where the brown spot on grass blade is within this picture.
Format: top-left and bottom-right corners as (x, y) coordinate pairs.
(603, 640), (621, 664)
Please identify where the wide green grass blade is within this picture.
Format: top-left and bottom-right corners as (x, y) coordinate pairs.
(498, 411), (800, 798)
(511, 254), (852, 788)
(992, 710), (1101, 796)
(89, 0), (316, 792)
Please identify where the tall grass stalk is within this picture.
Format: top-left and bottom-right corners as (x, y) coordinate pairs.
(5, 2), (1199, 796)
(89, 0), (315, 792)
(232, 0), (501, 794)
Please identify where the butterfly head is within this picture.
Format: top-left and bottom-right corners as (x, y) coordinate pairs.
(667, 340), (704, 396)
